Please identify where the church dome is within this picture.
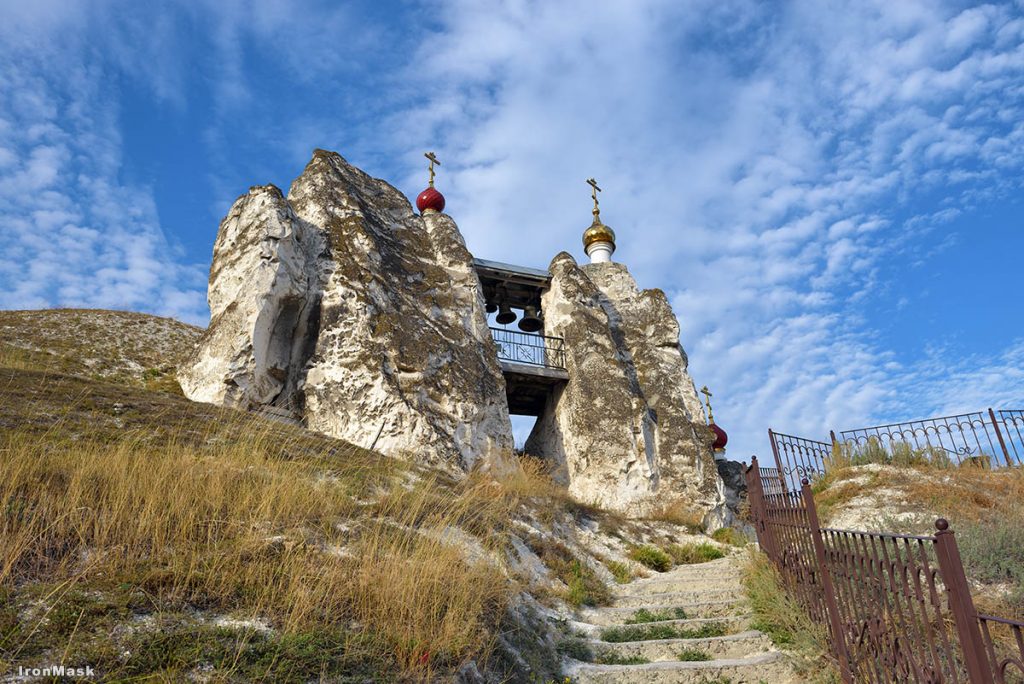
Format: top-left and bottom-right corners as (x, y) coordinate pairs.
(416, 186), (445, 214)
(582, 218), (616, 253)
(710, 422), (728, 451)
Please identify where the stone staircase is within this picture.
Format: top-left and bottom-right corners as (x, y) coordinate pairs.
(565, 554), (797, 683)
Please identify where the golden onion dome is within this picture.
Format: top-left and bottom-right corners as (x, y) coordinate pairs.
(582, 218), (616, 253)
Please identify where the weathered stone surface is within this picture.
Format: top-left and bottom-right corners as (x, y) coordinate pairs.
(712, 458), (751, 535)
(180, 150), (513, 471)
(179, 185), (313, 409)
(525, 253), (723, 517)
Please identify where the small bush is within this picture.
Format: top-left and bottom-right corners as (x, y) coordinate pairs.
(710, 527), (746, 547)
(527, 539), (612, 608)
(741, 549), (840, 681)
(556, 637), (592, 662)
(595, 652), (649, 664)
(628, 545), (672, 572)
(604, 560), (632, 584)
(665, 542), (725, 565)
(600, 622), (726, 643)
(624, 607), (687, 624)
(677, 647), (711, 661)
(958, 514), (1024, 614)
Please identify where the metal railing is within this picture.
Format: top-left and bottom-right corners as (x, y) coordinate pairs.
(769, 407), (1024, 488)
(489, 327), (566, 370)
(746, 458), (1024, 683)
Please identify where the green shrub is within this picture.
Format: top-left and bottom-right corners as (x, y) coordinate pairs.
(529, 538), (612, 607)
(565, 559), (613, 608)
(958, 514), (1024, 613)
(557, 637), (592, 662)
(710, 527), (746, 547)
(677, 647), (711, 661)
(665, 542), (725, 565)
(628, 545), (672, 572)
(741, 549), (840, 681)
(624, 607), (687, 624)
(604, 560), (632, 584)
(891, 442), (928, 467)
(600, 622), (726, 643)
(595, 652), (650, 664)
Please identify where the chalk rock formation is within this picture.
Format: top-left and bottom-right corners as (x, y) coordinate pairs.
(525, 253), (722, 517)
(180, 150), (513, 471)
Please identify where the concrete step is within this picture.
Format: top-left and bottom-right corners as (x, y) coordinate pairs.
(570, 651), (795, 683)
(577, 600), (744, 626)
(612, 588), (738, 608)
(572, 615), (753, 639)
(592, 630), (773, 662)
(613, 575), (743, 596)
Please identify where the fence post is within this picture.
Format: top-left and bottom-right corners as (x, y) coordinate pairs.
(933, 518), (993, 683)
(745, 456), (771, 561)
(768, 428), (789, 493)
(800, 479), (853, 683)
(988, 408), (1012, 465)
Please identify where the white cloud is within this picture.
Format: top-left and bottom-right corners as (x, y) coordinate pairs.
(2, 0), (1022, 461)
(386, 0), (1024, 459)
(0, 31), (207, 324)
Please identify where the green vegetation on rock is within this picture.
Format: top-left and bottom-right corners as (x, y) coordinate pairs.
(665, 542), (726, 565)
(600, 621), (727, 643)
(624, 607), (688, 624)
(628, 545), (673, 572)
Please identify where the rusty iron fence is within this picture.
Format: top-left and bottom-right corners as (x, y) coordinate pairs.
(768, 407), (1024, 489)
(746, 457), (1024, 683)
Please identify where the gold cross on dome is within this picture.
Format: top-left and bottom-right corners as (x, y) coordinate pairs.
(424, 151), (441, 188)
(700, 385), (715, 424)
(586, 177), (602, 219)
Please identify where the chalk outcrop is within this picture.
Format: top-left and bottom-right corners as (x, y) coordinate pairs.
(179, 150), (513, 471)
(181, 148), (726, 518)
(525, 253), (722, 518)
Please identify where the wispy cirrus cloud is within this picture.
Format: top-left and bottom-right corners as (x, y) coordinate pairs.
(1, 0), (1022, 458)
(0, 2), (208, 323)
(387, 0), (1024, 455)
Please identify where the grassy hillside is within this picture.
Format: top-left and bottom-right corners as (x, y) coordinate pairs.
(812, 458), (1024, 621)
(0, 310), (725, 682)
(0, 308), (201, 392)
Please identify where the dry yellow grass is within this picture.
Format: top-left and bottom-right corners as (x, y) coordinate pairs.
(741, 550), (839, 683)
(0, 415), (514, 679)
(0, 344), (45, 372)
(644, 498), (705, 532)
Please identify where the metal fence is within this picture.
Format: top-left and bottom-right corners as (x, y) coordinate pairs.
(746, 457), (1024, 683)
(769, 407), (1024, 488)
(489, 327), (566, 369)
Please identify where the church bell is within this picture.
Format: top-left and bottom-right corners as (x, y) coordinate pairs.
(496, 301), (517, 325)
(518, 305), (543, 333)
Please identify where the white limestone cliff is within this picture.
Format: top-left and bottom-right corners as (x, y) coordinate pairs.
(179, 150), (514, 472)
(181, 149), (726, 519)
(525, 252), (724, 519)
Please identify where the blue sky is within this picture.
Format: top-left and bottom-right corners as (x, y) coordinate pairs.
(1, 0), (1023, 460)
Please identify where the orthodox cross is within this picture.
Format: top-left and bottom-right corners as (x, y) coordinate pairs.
(424, 151), (441, 188)
(586, 177), (602, 220)
(700, 385), (715, 424)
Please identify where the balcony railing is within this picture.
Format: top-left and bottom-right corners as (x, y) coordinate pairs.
(490, 327), (566, 370)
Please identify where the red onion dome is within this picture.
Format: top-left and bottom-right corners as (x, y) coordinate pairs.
(416, 187), (445, 214)
(710, 422), (728, 451)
